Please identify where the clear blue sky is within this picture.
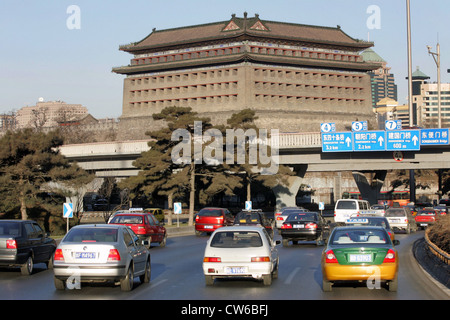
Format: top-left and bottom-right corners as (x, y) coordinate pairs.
(1, 0), (449, 119)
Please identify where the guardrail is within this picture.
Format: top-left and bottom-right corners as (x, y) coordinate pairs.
(425, 228), (450, 265)
(274, 132), (322, 148)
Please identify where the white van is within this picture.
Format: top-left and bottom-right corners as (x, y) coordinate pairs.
(334, 199), (373, 224)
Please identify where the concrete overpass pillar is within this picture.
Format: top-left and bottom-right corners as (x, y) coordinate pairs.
(273, 165), (307, 209)
(352, 170), (387, 205)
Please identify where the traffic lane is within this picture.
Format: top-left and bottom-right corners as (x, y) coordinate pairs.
(134, 230), (441, 300)
(0, 230), (446, 300)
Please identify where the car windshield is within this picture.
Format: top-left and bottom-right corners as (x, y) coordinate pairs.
(385, 209), (406, 217)
(64, 227), (118, 243)
(110, 215), (143, 224)
(198, 209), (223, 217)
(286, 212), (318, 222)
(336, 200), (357, 209)
(210, 231), (262, 248)
(330, 228), (389, 245)
(0, 222), (21, 236)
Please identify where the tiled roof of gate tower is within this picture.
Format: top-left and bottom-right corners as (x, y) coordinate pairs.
(120, 13), (373, 53)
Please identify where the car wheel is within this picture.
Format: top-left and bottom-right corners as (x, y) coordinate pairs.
(272, 261), (279, 279)
(54, 277), (66, 290)
(205, 275), (214, 286)
(120, 264), (134, 291)
(140, 258), (151, 283)
(21, 255), (34, 275)
(160, 234), (167, 247)
(322, 277), (332, 292)
(263, 274), (272, 286)
(388, 275), (398, 292)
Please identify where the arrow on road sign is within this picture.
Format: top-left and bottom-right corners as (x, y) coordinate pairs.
(63, 203), (73, 218)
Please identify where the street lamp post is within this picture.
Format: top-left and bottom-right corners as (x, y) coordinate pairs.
(406, 0), (414, 127)
(427, 43), (441, 128)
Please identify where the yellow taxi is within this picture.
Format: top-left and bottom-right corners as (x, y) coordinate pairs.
(321, 226), (399, 292)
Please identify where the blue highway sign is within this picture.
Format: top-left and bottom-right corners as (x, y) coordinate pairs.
(353, 131), (386, 151)
(386, 130), (420, 151)
(420, 128), (449, 145)
(322, 132), (353, 152)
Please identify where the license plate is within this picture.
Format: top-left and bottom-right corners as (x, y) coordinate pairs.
(75, 252), (96, 259)
(420, 223), (428, 226)
(349, 254), (372, 263)
(224, 267), (248, 274)
(294, 224), (305, 228)
(204, 225), (213, 229)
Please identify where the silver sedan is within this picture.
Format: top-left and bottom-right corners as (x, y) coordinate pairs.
(53, 224), (151, 291)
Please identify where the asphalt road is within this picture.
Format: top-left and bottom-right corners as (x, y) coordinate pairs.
(0, 230), (448, 302)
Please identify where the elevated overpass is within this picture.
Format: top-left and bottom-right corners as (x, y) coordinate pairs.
(59, 132), (450, 175)
(59, 132), (450, 206)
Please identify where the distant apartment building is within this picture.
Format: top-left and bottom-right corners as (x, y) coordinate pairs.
(373, 97), (409, 129)
(410, 67), (450, 127)
(16, 100), (88, 129)
(361, 48), (397, 108)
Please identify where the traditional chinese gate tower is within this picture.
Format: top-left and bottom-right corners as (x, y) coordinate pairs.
(113, 13), (379, 140)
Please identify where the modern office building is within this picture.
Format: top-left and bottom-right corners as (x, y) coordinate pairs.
(410, 67), (450, 127)
(113, 13), (380, 140)
(361, 48), (397, 109)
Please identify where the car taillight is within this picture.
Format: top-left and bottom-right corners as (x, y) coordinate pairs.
(108, 249), (121, 261)
(276, 216), (284, 221)
(383, 249), (396, 263)
(280, 223), (292, 229)
(305, 223), (317, 229)
(6, 239), (17, 249)
(251, 256), (270, 262)
(195, 215), (199, 222)
(54, 249), (64, 261)
(203, 257), (221, 262)
(325, 250), (338, 263)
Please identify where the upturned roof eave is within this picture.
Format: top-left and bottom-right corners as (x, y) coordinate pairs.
(120, 31), (373, 54)
(112, 52), (380, 75)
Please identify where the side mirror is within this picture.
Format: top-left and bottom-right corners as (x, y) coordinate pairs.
(274, 240), (281, 246)
(142, 240), (150, 247)
(393, 240), (400, 246)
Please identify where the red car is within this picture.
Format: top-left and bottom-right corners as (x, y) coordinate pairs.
(414, 208), (436, 229)
(195, 207), (234, 235)
(109, 211), (167, 247)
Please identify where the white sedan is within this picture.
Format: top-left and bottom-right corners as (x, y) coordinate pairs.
(202, 226), (280, 286)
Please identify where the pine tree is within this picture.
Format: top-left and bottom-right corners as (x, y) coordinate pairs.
(0, 129), (94, 221)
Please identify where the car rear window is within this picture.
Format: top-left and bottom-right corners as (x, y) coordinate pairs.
(210, 231), (262, 248)
(0, 222), (21, 236)
(336, 200), (357, 210)
(235, 213), (261, 224)
(286, 212), (318, 222)
(385, 209), (406, 217)
(198, 209), (223, 217)
(331, 228), (389, 245)
(64, 228), (118, 243)
(110, 215), (143, 224)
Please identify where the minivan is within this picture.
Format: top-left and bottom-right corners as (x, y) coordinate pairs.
(195, 207), (233, 235)
(334, 199), (371, 224)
